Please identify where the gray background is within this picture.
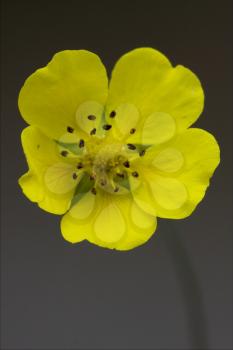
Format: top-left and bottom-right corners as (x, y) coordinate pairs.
(1, 0), (232, 349)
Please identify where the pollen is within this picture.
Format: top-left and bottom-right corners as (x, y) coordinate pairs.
(67, 126), (74, 133)
(90, 128), (96, 135)
(123, 160), (130, 168)
(91, 187), (97, 195)
(79, 139), (85, 148)
(87, 115), (96, 120)
(127, 143), (136, 150)
(103, 124), (112, 130)
(77, 163), (83, 169)
(109, 110), (116, 118)
(132, 171), (139, 177)
(139, 149), (146, 156)
(61, 150), (68, 157)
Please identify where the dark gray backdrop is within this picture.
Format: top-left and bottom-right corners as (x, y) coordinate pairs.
(1, 0), (232, 349)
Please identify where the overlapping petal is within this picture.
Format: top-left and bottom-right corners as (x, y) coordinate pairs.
(19, 126), (79, 214)
(61, 191), (156, 250)
(18, 50), (108, 139)
(131, 128), (220, 219)
(106, 47), (204, 143)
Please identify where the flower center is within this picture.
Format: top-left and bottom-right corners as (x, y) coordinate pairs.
(54, 101), (147, 196)
(77, 140), (136, 194)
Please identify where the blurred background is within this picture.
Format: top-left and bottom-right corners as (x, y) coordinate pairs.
(1, 0), (232, 349)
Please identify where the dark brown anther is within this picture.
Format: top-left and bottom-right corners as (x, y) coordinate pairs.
(77, 163), (83, 169)
(109, 110), (116, 118)
(87, 115), (96, 120)
(67, 126), (74, 133)
(91, 188), (97, 195)
(127, 143), (136, 150)
(90, 128), (96, 135)
(123, 160), (130, 168)
(90, 174), (96, 181)
(132, 171), (139, 178)
(139, 149), (146, 157)
(130, 128), (136, 134)
(103, 124), (112, 130)
(61, 150), (68, 157)
(79, 139), (85, 148)
(117, 173), (124, 178)
(100, 179), (107, 186)
(72, 173), (78, 180)
(114, 186), (119, 192)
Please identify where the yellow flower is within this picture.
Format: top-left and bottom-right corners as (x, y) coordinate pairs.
(18, 48), (220, 250)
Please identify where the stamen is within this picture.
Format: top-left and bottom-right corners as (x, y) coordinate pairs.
(87, 115), (96, 120)
(79, 139), (85, 148)
(109, 111), (116, 118)
(67, 126), (74, 133)
(127, 143), (136, 150)
(91, 188), (97, 195)
(139, 149), (146, 157)
(100, 179), (107, 186)
(61, 150), (68, 157)
(114, 186), (119, 192)
(72, 173), (78, 180)
(123, 160), (130, 168)
(117, 173), (124, 178)
(103, 124), (112, 130)
(132, 171), (139, 177)
(77, 162), (83, 169)
(90, 174), (96, 181)
(130, 128), (136, 134)
(90, 128), (96, 135)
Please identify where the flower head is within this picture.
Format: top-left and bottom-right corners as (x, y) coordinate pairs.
(18, 48), (220, 250)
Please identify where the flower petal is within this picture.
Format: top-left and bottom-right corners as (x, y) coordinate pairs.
(106, 48), (204, 137)
(18, 50), (108, 139)
(141, 112), (176, 145)
(131, 128), (220, 219)
(75, 100), (105, 137)
(61, 191), (157, 250)
(149, 175), (188, 210)
(105, 103), (140, 141)
(94, 201), (126, 243)
(152, 148), (184, 173)
(19, 126), (77, 214)
(44, 163), (79, 194)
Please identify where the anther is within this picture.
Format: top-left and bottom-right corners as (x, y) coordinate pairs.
(100, 179), (107, 186)
(61, 150), (68, 157)
(127, 143), (136, 150)
(132, 171), (139, 178)
(79, 139), (85, 148)
(91, 188), (97, 195)
(139, 149), (146, 157)
(103, 124), (112, 130)
(87, 115), (96, 120)
(67, 126), (74, 133)
(130, 128), (136, 134)
(114, 186), (119, 192)
(109, 110), (116, 118)
(77, 162), (83, 169)
(123, 160), (130, 168)
(90, 174), (96, 181)
(72, 173), (78, 180)
(90, 128), (96, 135)
(117, 173), (124, 178)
